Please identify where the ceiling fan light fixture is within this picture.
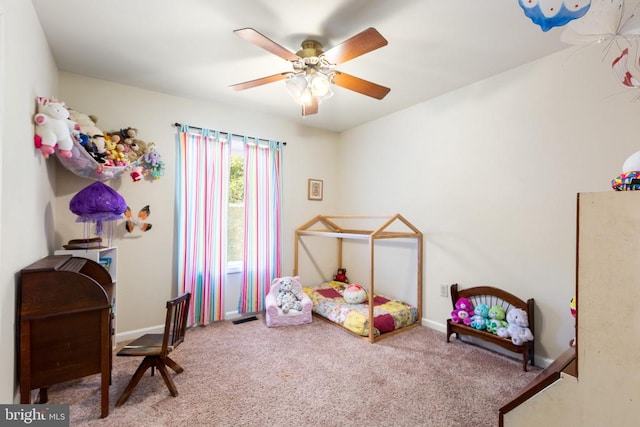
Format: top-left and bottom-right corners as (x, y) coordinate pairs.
(310, 73), (331, 97)
(300, 87), (313, 106)
(286, 72), (333, 106)
(285, 74), (307, 100)
(231, 27), (390, 116)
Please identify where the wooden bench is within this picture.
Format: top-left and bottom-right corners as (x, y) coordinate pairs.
(446, 283), (535, 371)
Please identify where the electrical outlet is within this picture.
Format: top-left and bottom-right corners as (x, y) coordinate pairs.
(440, 285), (448, 298)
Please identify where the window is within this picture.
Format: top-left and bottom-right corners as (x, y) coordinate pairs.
(227, 146), (244, 271)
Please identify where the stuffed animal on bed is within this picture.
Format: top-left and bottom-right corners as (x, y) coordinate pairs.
(451, 297), (474, 325)
(343, 284), (367, 304)
(497, 308), (534, 345)
(333, 268), (349, 283)
(275, 276), (304, 314)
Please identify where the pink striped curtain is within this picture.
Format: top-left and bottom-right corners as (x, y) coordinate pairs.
(176, 126), (229, 325)
(238, 138), (283, 313)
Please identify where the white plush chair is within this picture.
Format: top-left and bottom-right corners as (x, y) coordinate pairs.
(265, 276), (313, 327)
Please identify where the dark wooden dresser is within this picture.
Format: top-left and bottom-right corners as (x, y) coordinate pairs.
(18, 255), (114, 418)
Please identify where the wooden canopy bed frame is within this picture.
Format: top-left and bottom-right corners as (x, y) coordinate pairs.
(293, 214), (423, 343)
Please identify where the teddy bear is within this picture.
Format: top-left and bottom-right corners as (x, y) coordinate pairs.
(33, 97), (77, 158)
(473, 303), (489, 319)
(68, 109), (108, 163)
(450, 297), (474, 325)
(497, 308), (534, 345)
(333, 268), (349, 283)
(486, 305), (508, 334)
(275, 276), (304, 314)
(106, 128), (140, 164)
(68, 109), (102, 141)
(470, 314), (487, 330)
(488, 305), (506, 321)
(107, 127), (138, 146)
(126, 138), (147, 163)
(469, 303), (490, 330)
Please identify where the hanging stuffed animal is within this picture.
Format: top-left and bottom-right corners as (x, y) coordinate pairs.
(68, 109), (108, 163)
(33, 97), (77, 158)
(142, 143), (165, 180)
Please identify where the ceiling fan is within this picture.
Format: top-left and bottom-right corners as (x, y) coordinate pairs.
(229, 27), (391, 116)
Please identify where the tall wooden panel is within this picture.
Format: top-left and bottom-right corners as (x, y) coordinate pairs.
(501, 192), (640, 426)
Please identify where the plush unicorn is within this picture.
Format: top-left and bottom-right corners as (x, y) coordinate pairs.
(34, 97), (77, 158)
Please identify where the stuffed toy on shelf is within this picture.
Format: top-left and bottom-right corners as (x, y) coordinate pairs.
(469, 303), (490, 331)
(451, 297), (474, 326)
(497, 308), (534, 345)
(34, 97), (77, 159)
(486, 305), (508, 335)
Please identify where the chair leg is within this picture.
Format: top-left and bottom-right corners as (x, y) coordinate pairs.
(163, 356), (184, 374)
(155, 360), (179, 397)
(115, 357), (155, 407)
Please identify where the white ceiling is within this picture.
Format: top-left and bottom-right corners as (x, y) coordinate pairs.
(30, 0), (569, 133)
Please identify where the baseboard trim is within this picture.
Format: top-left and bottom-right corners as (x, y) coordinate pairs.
(422, 318), (446, 333)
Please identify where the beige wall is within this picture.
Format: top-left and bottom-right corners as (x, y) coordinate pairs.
(337, 45), (640, 364)
(0, 0), (59, 403)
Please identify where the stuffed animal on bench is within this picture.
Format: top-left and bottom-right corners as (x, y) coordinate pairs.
(497, 308), (534, 345)
(275, 276), (304, 314)
(486, 305), (508, 335)
(451, 297), (474, 326)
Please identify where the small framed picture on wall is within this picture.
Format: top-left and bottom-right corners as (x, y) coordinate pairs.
(308, 179), (323, 201)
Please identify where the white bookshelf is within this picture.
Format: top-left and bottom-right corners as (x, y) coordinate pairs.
(55, 247), (117, 281)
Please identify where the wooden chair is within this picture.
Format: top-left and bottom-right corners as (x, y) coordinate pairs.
(115, 292), (191, 407)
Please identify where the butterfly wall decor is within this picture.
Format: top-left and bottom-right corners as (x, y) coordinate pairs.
(124, 205), (152, 232)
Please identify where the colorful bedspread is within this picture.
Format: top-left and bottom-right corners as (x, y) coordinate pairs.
(302, 281), (418, 337)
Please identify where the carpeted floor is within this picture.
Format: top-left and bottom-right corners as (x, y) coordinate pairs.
(43, 315), (541, 426)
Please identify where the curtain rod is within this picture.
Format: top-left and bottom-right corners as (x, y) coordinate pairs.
(174, 122), (286, 146)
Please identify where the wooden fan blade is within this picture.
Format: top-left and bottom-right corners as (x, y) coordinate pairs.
(229, 72), (292, 91)
(322, 27), (388, 65)
(332, 71), (390, 99)
(234, 28), (300, 62)
(302, 97), (319, 116)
